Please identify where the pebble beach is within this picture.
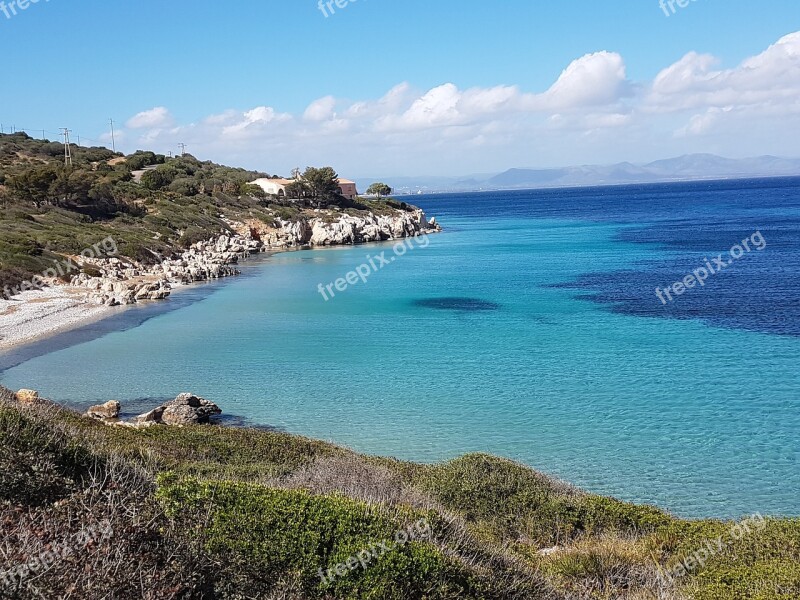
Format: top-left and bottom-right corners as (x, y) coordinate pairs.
(0, 287), (114, 351)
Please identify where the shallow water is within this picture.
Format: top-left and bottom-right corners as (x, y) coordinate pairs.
(2, 178), (799, 518)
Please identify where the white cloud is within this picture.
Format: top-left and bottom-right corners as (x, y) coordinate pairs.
(220, 106), (292, 138)
(126, 107), (173, 129)
(304, 96), (337, 122)
(113, 32), (800, 175)
(675, 109), (721, 137)
(397, 83), (462, 128)
(535, 51), (629, 109)
(647, 32), (800, 113)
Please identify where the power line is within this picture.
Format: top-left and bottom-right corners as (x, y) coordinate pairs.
(109, 118), (116, 153)
(61, 128), (73, 167)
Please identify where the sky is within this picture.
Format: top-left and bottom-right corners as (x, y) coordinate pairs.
(1, 0), (800, 177)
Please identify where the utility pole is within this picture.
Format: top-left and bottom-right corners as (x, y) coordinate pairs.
(76, 134), (81, 146)
(42, 129), (46, 140)
(109, 118), (117, 153)
(61, 128), (73, 167)
(178, 143), (187, 157)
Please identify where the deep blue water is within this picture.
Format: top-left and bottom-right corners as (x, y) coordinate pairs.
(426, 178), (800, 337)
(1, 178), (799, 518)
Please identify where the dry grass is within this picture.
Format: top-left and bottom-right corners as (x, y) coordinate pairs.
(529, 534), (686, 600)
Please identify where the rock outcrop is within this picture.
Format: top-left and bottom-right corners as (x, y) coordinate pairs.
(15, 389), (40, 405)
(68, 235), (254, 306)
(134, 393), (222, 426)
(236, 207), (440, 248)
(86, 400), (121, 421)
(64, 207), (440, 307)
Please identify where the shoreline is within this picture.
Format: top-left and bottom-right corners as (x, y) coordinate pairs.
(0, 230), (440, 355)
(0, 287), (118, 351)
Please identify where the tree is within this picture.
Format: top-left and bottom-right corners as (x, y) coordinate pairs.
(302, 167), (340, 201)
(125, 151), (164, 170)
(367, 182), (392, 198)
(241, 183), (267, 200)
(285, 180), (310, 200)
(140, 169), (171, 191)
(6, 166), (59, 206)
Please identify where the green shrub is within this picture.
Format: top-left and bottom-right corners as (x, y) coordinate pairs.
(178, 227), (211, 248)
(416, 454), (672, 546)
(155, 475), (477, 599)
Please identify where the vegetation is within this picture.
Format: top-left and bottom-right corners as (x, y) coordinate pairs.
(1, 388), (797, 599)
(282, 167), (353, 208)
(366, 182), (393, 198)
(0, 133), (406, 298)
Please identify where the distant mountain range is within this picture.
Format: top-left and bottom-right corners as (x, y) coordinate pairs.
(356, 154), (800, 195)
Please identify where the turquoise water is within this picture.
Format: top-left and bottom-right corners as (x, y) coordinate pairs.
(2, 181), (799, 519)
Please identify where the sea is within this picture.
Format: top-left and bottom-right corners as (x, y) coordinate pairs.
(2, 177), (799, 519)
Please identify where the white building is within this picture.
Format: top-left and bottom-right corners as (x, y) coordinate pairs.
(251, 178), (294, 198)
(251, 177), (359, 201)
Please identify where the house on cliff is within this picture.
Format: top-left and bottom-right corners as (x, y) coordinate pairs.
(251, 177), (359, 201)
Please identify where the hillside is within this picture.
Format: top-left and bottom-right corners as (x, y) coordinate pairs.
(485, 155), (800, 189)
(358, 154), (800, 194)
(1, 388), (799, 599)
(0, 132), (430, 300)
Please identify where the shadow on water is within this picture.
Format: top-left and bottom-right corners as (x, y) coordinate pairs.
(412, 297), (501, 312)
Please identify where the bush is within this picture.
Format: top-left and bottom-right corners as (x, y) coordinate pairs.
(156, 475), (478, 599)
(178, 227), (211, 248)
(140, 169), (172, 191)
(125, 151), (164, 171)
(0, 266), (34, 298)
(168, 177), (199, 197)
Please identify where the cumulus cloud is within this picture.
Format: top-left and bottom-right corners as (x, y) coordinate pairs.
(220, 106), (292, 138)
(647, 31), (800, 113)
(303, 96), (337, 121)
(116, 31), (800, 174)
(534, 51), (630, 109)
(126, 107), (173, 129)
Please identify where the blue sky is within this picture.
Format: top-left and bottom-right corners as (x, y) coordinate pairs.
(1, 0), (799, 176)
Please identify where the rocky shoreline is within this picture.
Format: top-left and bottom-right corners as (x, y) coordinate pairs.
(68, 208), (439, 307)
(13, 388), (223, 428)
(0, 209), (440, 348)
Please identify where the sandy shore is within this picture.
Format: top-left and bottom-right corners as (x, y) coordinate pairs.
(0, 287), (115, 351)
